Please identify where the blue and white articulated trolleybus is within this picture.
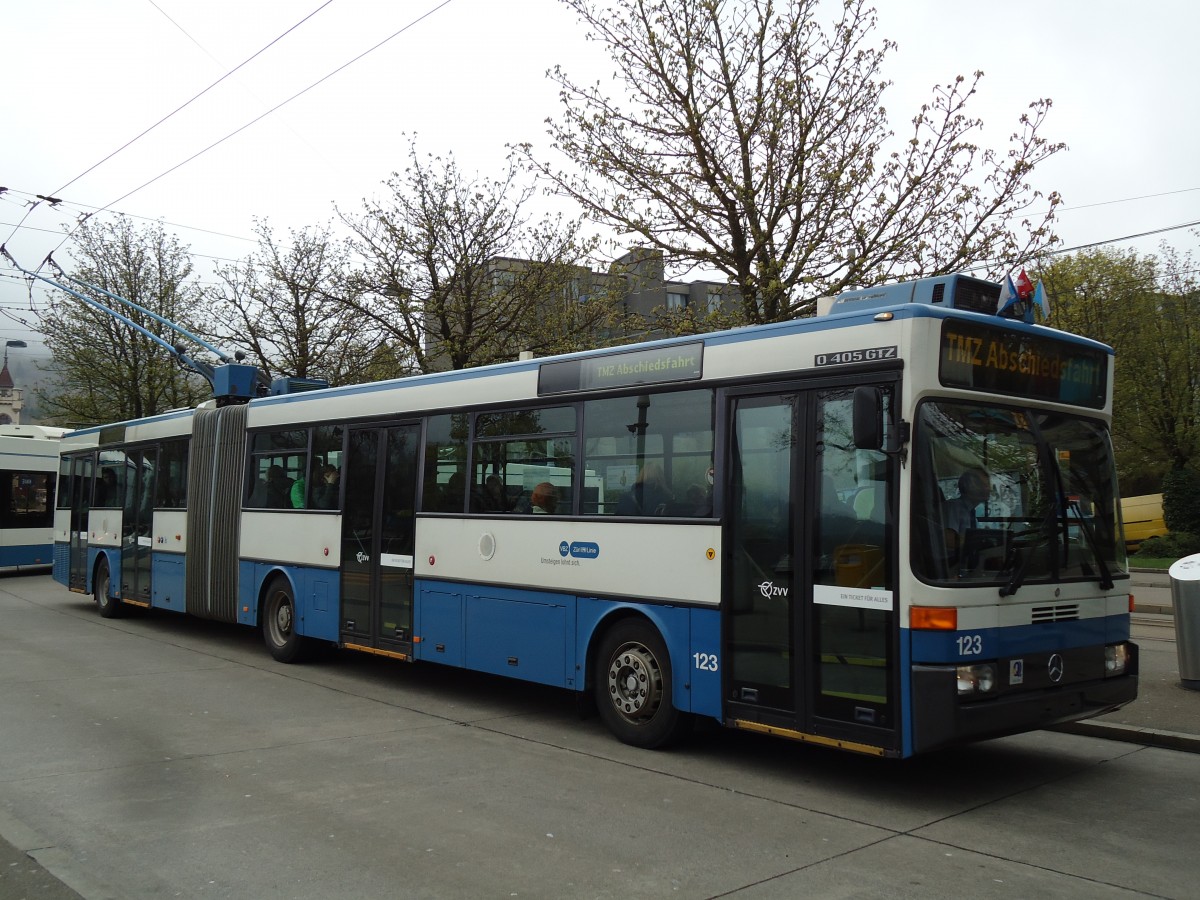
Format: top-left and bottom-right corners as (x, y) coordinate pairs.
(0, 424), (64, 572)
(52, 273), (1137, 757)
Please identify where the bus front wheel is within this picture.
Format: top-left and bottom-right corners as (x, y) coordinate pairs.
(594, 618), (691, 749)
(94, 559), (123, 619)
(262, 578), (310, 663)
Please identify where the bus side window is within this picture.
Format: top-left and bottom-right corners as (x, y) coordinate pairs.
(582, 389), (713, 517)
(422, 414), (468, 512)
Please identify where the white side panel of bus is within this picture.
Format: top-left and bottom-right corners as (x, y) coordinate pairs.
(0, 525), (53, 548)
(54, 508), (72, 545)
(152, 509), (188, 554)
(87, 510), (121, 548)
(704, 316), (910, 383)
(416, 518), (722, 606)
(239, 511), (342, 566)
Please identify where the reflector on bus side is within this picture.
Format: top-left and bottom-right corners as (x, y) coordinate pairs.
(910, 606), (958, 630)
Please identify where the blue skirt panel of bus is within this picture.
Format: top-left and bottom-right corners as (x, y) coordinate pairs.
(236, 561), (340, 640)
(0, 542), (53, 570)
(908, 614), (1131, 664)
(415, 583), (576, 688)
(151, 552), (186, 612)
(225, 564), (725, 720)
(415, 579), (724, 719)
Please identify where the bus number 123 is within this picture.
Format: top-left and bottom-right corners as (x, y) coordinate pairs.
(693, 652), (719, 672)
(957, 634), (983, 656)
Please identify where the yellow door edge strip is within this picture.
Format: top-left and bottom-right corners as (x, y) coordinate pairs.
(344, 642), (408, 661)
(121, 598), (151, 608)
(731, 719), (888, 757)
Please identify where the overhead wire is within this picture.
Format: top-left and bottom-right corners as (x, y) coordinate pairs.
(957, 219), (1200, 277)
(20, 0), (458, 273)
(2, 185), (255, 254)
(149, 0), (251, 66)
(0, 1), (335, 252)
(1054, 186), (1200, 214)
(0, 0), (458, 341)
(1045, 220), (1200, 256)
(50, 1), (334, 199)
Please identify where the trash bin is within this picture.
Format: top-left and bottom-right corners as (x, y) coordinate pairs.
(1168, 553), (1200, 690)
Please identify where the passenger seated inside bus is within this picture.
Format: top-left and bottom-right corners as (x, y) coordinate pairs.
(312, 464), (340, 509)
(290, 475), (307, 508)
(266, 465), (293, 509)
(615, 462), (671, 516)
(440, 472), (466, 512)
(479, 474), (510, 513)
(530, 481), (558, 514)
(95, 468), (119, 507)
(684, 483), (712, 517)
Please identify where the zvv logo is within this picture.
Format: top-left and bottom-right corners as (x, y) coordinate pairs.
(758, 581), (788, 599)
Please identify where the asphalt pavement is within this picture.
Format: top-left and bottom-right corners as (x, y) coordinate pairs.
(1, 569), (1197, 899)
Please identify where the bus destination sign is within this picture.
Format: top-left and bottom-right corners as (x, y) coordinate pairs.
(939, 321), (1108, 408)
(538, 342), (704, 395)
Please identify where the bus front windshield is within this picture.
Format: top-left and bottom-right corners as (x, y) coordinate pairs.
(912, 400), (1127, 589)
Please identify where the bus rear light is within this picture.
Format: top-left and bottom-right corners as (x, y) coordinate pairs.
(1129, 594), (1135, 613)
(1105, 643), (1129, 675)
(911, 606), (957, 630)
(956, 664), (996, 695)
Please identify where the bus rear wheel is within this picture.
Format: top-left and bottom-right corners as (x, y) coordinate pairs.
(94, 559), (123, 619)
(594, 618), (691, 749)
(262, 578), (310, 663)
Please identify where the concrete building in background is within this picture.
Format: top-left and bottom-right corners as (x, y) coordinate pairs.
(425, 248), (737, 370)
(610, 247), (731, 321)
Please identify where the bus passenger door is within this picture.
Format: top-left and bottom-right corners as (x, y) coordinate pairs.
(120, 448), (155, 604)
(340, 424), (420, 658)
(726, 393), (800, 716)
(67, 454), (93, 592)
(725, 385), (898, 753)
(808, 387), (896, 749)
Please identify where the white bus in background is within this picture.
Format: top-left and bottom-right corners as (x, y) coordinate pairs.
(0, 424), (65, 571)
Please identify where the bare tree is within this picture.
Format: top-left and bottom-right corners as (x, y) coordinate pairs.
(31, 216), (209, 426)
(207, 221), (389, 386)
(527, 0), (1064, 323)
(341, 141), (623, 373)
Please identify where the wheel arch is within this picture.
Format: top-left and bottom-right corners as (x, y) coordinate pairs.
(91, 548), (119, 598)
(581, 602), (691, 711)
(255, 567), (299, 627)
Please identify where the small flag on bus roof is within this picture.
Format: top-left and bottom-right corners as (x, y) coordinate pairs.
(1033, 280), (1050, 319)
(997, 274), (1020, 315)
(1015, 269), (1034, 300)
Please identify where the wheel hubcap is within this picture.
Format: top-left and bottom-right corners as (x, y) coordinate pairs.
(273, 596), (292, 636)
(607, 642), (663, 721)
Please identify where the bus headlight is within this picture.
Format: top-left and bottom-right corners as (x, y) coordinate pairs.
(956, 663), (997, 695)
(1105, 643), (1129, 676)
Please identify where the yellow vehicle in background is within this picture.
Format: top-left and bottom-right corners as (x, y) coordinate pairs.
(1121, 493), (1167, 552)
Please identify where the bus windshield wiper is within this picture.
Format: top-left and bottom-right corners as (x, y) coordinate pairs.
(1068, 498), (1115, 591)
(999, 503), (1056, 597)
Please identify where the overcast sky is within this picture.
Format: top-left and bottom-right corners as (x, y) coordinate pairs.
(3, 0), (1197, 361)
